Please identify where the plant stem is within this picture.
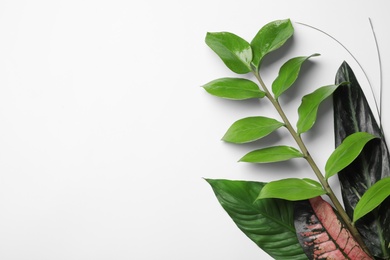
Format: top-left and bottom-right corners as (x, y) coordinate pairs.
(253, 70), (372, 257)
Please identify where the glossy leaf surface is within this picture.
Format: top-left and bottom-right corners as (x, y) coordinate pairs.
(297, 84), (339, 134)
(272, 54), (320, 99)
(325, 132), (377, 179)
(202, 78), (265, 100)
(205, 32), (252, 74)
(239, 145), (303, 163)
(334, 61), (390, 259)
(222, 116), (284, 144)
(206, 179), (307, 260)
(294, 197), (372, 259)
(251, 19), (294, 70)
(256, 178), (326, 201)
(354, 177), (390, 222)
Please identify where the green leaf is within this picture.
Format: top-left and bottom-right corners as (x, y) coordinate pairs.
(334, 61), (390, 258)
(354, 177), (390, 223)
(325, 132), (377, 180)
(205, 32), (252, 74)
(251, 19), (294, 70)
(297, 84), (339, 134)
(239, 145), (303, 163)
(206, 179), (307, 260)
(202, 78), (265, 100)
(256, 178), (326, 201)
(222, 116), (284, 144)
(272, 54), (320, 99)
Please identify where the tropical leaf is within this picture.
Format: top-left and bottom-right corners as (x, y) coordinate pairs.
(205, 32), (252, 74)
(256, 178), (326, 201)
(272, 54), (320, 99)
(251, 19), (294, 70)
(297, 84), (339, 134)
(239, 145), (303, 163)
(294, 197), (372, 259)
(333, 61), (390, 259)
(354, 177), (390, 223)
(202, 78), (265, 100)
(222, 116), (284, 144)
(325, 132), (377, 180)
(206, 179), (307, 260)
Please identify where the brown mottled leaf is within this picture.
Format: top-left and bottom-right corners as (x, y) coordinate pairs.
(294, 197), (372, 259)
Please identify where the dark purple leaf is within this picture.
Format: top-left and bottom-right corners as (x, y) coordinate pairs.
(294, 197), (372, 259)
(333, 61), (390, 259)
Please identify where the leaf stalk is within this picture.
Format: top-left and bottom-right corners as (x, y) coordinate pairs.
(253, 69), (373, 257)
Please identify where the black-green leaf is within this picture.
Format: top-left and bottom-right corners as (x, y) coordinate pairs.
(251, 19), (294, 70)
(239, 145), (303, 163)
(222, 116), (284, 144)
(202, 78), (265, 100)
(205, 32), (252, 74)
(272, 54), (320, 99)
(333, 61), (390, 259)
(206, 179), (307, 260)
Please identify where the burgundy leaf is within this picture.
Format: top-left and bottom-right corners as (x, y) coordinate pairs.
(294, 197), (372, 259)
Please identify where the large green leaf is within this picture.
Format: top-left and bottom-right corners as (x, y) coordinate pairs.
(272, 54), (320, 99)
(297, 84), (339, 134)
(239, 145), (303, 163)
(222, 116), (284, 144)
(294, 197), (372, 259)
(354, 177), (390, 222)
(325, 132), (377, 180)
(256, 178), (326, 201)
(334, 61), (390, 259)
(202, 78), (265, 100)
(205, 32), (252, 74)
(206, 179), (307, 260)
(251, 19), (294, 70)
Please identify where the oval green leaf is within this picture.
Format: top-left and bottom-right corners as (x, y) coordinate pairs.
(256, 178), (326, 201)
(297, 84), (339, 134)
(250, 19), (294, 70)
(239, 145), (303, 163)
(206, 179), (307, 259)
(272, 54), (320, 99)
(354, 177), (390, 223)
(205, 32), (252, 74)
(222, 116), (284, 144)
(325, 132), (377, 180)
(202, 78), (265, 100)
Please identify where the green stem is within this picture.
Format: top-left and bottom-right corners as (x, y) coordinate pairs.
(253, 70), (372, 258)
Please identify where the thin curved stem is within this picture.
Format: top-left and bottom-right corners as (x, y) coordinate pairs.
(253, 69), (372, 257)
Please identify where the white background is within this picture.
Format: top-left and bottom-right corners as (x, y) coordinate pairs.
(0, 1), (389, 259)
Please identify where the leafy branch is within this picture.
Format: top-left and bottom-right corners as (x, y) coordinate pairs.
(203, 19), (390, 259)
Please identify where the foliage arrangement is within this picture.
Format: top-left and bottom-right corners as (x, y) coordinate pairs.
(202, 19), (390, 259)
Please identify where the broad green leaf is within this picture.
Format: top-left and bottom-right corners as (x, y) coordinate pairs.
(206, 179), (307, 260)
(239, 145), (303, 163)
(272, 54), (320, 99)
(251, 19), (294, 70)
(202, 78), (265, 100)
(256, 178), (326, 201)
(354, 177), (390, 223)
(334, 61), (390, 258)
(205, 32), (252, 74)
(222, 116), (284, 144)
(297, 84), (339, 134)
(325, 132), (377, 180)
(294, 197), (371, 259)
